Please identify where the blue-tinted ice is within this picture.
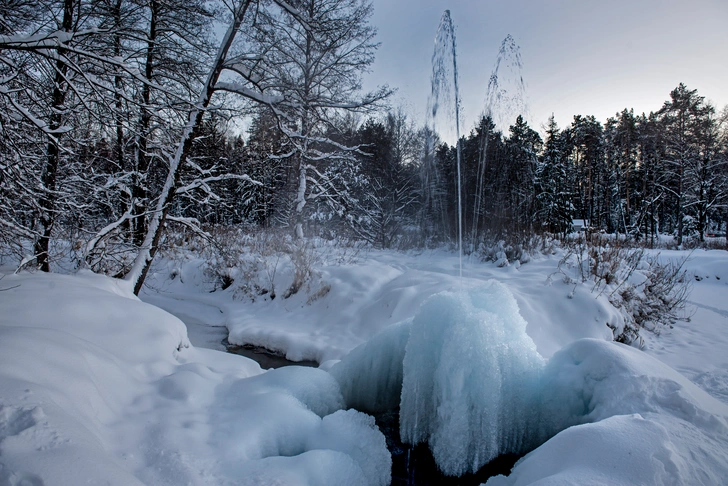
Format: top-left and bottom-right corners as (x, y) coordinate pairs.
(400, 282), (544, 475)
(332, 282), (545, 476)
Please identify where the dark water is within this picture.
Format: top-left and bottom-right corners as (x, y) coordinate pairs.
(223, 338), (318, 369)
(374, 409), (520, 486)
(223, 343), (517, 485)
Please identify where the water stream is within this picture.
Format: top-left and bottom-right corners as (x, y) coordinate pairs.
(223, 338), (318, 369)
(428, 10), (463, 279)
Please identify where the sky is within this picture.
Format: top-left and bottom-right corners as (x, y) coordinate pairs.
(362, 0), (728, 140)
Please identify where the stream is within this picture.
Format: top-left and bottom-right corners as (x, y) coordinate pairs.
(157, 302), (517, 485)
(223, 338), (318, 369)
(224, 340), (518, 485)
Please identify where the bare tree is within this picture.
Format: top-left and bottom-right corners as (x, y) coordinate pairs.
(216, 0), (391, 238)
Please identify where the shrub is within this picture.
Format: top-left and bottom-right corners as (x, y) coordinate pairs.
(559, 234), (691, 345)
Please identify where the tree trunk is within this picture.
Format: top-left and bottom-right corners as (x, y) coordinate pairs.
(34, 0), (74, 271)
(294, 155), (307, 239)
(112, 0), (130, 237)
(125, 0), (252, 295)
(132, 0), (159, 247)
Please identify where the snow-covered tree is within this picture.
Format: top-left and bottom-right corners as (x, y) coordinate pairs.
(218, 0), (391, 238)
(534, 116), (571, 235)
(503, 115), (542, 233)
(354, 111), (419, 247)
(658, 83), (716, 244)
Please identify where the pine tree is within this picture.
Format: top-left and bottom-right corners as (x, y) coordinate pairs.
(534, 116), (571, 235)
(504, 115), (542, 233)
(658, 83), (715, 244)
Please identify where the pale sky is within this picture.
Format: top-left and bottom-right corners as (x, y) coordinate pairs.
(362, 0), (728, 138)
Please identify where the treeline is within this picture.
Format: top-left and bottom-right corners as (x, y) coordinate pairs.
(428, 83), (728, 247)
(177, 83), (728, 249)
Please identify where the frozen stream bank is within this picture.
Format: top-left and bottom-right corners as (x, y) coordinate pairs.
(148, 288), (525, 484)
(139, 254), (728, 485)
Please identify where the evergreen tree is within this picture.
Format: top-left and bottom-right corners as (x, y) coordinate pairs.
(534, 116), (572, 234)
(566, 115), (604, 227)
(658, 83), (715, 244)
(504, 115), (542, 233)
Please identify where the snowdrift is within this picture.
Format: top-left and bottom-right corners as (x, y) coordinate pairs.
(0, 271), (390, 486)
(489, 338), (728, 485)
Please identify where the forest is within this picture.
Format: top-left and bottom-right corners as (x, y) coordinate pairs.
(2, 0), (727, 295)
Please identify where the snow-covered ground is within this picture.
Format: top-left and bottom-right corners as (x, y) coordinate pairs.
(1, 247), (727, 485)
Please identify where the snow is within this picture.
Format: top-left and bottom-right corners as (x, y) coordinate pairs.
(0, 270), (389, 486)
(1, 246), (728, 484)
(489, 338), (728, 485)
(642, 250), (728, 404)
(144, 249), (615, 364)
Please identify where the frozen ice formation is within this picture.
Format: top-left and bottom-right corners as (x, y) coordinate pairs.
(331, 281), (545, 476)
(400, 281), (545, 476)
(329, 319), (412, 413)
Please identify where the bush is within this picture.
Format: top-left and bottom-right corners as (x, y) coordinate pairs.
(187, 227), (357, 303)
(559, 234), (691, 345)
(477, 233), (558, 266)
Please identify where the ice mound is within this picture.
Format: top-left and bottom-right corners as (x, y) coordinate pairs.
(400, 282), (545, 476)
(329, 282), (546, 476)
(329, 319), (412, 412)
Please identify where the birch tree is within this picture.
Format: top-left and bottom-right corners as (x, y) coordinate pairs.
(121, 0), (257, 294)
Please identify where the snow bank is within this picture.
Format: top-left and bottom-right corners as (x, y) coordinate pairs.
(0, 271), (390, 486)
(488, 338), (728, 485)
(0, 271), (190, 485)
(400, 282), (545, 476)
